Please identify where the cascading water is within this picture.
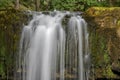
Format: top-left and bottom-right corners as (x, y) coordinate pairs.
(17, 11), (90, 80)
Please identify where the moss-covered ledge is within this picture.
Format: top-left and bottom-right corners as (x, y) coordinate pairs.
(84, 7), (120, 79)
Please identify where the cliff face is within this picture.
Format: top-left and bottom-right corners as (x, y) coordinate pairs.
(84, 7), (120, 79)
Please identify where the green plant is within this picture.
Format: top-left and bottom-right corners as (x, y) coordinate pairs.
(42, 0), (109, 11)
(0, 0), (13, 8)
(0, 47), (6, 78)
(103, 65), (116, 78)
(0, 64), (5, 78)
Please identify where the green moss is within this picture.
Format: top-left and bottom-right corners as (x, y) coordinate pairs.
(104, 65), (116, 78)
(86, 7), (120, 17)
(0, 9), (29, 79)
(90, 31), (109, 68)
(92, 7), (120, 10)
(87, 7), (120, 77)
(117, 20), (120, 26)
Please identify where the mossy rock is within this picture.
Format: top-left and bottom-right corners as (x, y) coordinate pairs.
(86, 7), (120, 17)
(85, 7), (120, 29)
(84, 7), (120, 79)
(0, 9), (29, 79)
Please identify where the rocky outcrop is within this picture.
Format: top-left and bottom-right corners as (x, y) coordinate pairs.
(84, 7), (120, 79)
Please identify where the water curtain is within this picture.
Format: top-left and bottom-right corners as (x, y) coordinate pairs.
(17, 11), (90, 80)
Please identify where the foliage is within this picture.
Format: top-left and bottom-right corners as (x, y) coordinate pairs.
(46, 0), (120, 11)
(0, 0), (13, 8)
(40, 0), (119, 11)
(0, 0), (120, 11)
(20, 0), (34, 9)
(0, 47), (6, 78)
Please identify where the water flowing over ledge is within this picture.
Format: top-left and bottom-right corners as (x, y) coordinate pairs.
(16, 11), (90, 80)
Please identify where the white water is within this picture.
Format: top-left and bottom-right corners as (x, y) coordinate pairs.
(18, 11), (90, 80)
(68, 16), (90, 80)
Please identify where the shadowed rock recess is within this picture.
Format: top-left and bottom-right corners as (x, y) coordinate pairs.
(84, 7), (120, 79)
(0, 7), (120, 80)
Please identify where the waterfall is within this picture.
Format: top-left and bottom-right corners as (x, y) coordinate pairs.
(17, 11), (90, 80)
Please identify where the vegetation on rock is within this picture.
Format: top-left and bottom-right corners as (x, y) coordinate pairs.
(84, 7), (120, 79)
(0, 9), (29, 79)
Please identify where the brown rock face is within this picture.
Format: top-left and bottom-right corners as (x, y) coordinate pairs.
(84, 7), (120, 79)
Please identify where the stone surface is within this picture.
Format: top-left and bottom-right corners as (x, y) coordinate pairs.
(84, 7), (120, 79)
